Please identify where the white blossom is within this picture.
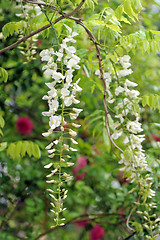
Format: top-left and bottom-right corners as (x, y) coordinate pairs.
(118, 69), (133, 78)
(125, 79), (138, 87)
(69, 129), (77, 137)
(126, 121), (143, 134)
(72, 123), (81, 128)
(40, 31), (83, 225)
(44, 163), (53, 169)
(112, 129), (123, 140)
(49, 116), (62, 130)
(115, 86), (125, 96)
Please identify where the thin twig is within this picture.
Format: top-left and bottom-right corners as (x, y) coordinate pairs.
(34, 213), (121, 240)
(0, 0), (86, 54)
(0, 16), (64, 54)
(126, 194), (141, 231)
(123, 232), (136, 240)
(23, 0), (59, 12)
(23, 0), (86, 17)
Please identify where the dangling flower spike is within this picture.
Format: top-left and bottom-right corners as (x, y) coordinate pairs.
(40, 30), (82, 226)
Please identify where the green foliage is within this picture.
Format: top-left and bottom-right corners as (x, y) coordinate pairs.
(0, 142), (7, 151)
(2, 21), (27, 38)
(132, 221), (143, 235)
(142, 94), (160, 111)
(29, 13), (54, 32)
(103, 127), (111, 153)
(115, 0), (142, 22)
(0, 113), (5, 129)
(0, 67), (8, 83)
(0, 112), (5, 137)
(0, 0), (160, 239)
(112, 30), (160, 57)
(85, 0), (97, 9)
(7, 141), (41, 160)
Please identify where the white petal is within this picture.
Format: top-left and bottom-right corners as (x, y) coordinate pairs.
(44, 163), (53, 169)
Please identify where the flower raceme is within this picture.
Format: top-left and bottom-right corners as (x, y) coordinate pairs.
(40, 31), (82, 226)
(95, 55), (156, 231)
(96, 56), (152, 182)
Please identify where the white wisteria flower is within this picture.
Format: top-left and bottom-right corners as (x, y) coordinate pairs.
(125, 79), (138, 87)
(40, 30), (82, 226)
(126, 121), (143, 134)
(115, 86), (125, 96)
(118, 69), (133, 78)
(112, 129), (123, 140)
(95, 54), (156, 218)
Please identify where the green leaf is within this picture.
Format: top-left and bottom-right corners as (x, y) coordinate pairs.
(106, 24), (122, 33)
(124, 147), (133, 162)
(15, 141), (22, 159)
(142, 95), (160, 111)
(115, 4), (124, 20)
(91, 84), (96, 94)
(0, 115), (5, 128)
(0, 142), (7, 151)
(121, 16), (131, 24)
(148, 94), (155, 109)
(103, 128), (111, 152)
(131, 0), (142, 14)
(7, 143), (16, 159)
(26, 142), (32, 157)
(152, 123), (160, 128)
(31, 142), (41, 159)
(131, 103), (140, 114)
(85, 0), (95, 10)
(0, 67), (8, 83)
(2, 21), (26, 38)
(21, 141), (29, 157)
(0, 129), (3, 136)
(123, 0), (138, 21)
(131, 222), (143, 235)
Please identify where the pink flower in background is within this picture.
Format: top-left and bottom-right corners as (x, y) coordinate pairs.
(16, 116), (34, 135)
(73, 156), (87, 181)
(75, 220), (89, 227)
(90, 225), (105, 240)
(120, 209), (127, 223)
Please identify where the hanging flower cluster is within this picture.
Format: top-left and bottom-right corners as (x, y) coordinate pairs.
(16, 0), (42, 18)
(40, 31), (82, 226)
(16, 0), (42, 62)
(95, 55), (157, 234)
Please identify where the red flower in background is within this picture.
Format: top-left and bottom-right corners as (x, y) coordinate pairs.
(73, 157), (87, 181)
(151, 133), (160, 142)
(37, 40), (42, 46)
(90, 225), (105, 240)
(117, 171), (130, 184)
(16, 116), (34, 135)
(75, 220), (89, 227)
